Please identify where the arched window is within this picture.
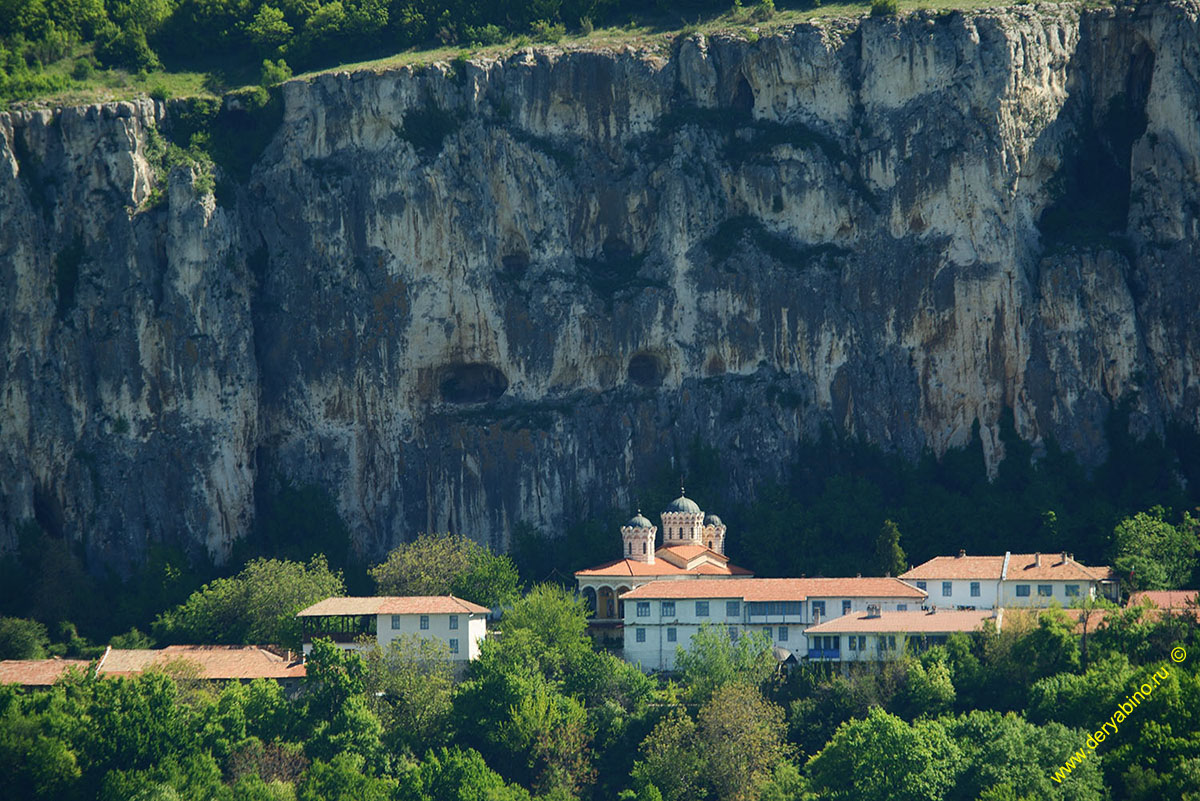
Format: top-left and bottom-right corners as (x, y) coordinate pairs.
(627, 542), (632, 555)
(642, 542), (647, 554)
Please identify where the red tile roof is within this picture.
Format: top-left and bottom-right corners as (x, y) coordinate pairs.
(296, 595), (491, 616)
(1127, 590), (1199, 609)
(0, 659), (90, 686)
(804, 609), (996, 634)
(1005, 553), (1114, 581)
(574, 550), (752, 578)
(96, 645), (306, 680)
(620, 577), (927, 601)
(902, 552), (1114, 582)
(902, 555), (1006, 580)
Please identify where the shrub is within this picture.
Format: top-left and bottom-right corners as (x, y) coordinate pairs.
(530, 19), (565, 43)
(751, 0), (776, 21)
(71, 58), (95, 80)
(148, 84), (170, 101)
(579, 16), (594, 35)
(871, 0), (899, 16)
(260, 58), (292, 86)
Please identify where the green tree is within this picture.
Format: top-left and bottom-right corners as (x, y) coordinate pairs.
(1112, 507), (1200, 591)
(396, 747), (531, 801)
(807, 707), (962, 801)
(299, 752), (397, 801)
(698, 683), (791, 801)
(631, 707), (705, 801)
(675, 623), (775, 702)
(301, 639), (386, 772)
(875, 519), (907, 577)
(153, 556), (344, 650)
(370, 532), (520, 608)
(895, 655), (956, 720)
(363, 634), (455, 753)
(495, 583), (592, 679)
(0, 616), (50, 659)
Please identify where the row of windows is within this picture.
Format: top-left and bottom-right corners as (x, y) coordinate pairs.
(747, 601), (804, 616)
(636, 600), (742, 618)
(634, 626), (790, 643)
(393, 614), (461, 630)
(914, 581), (1083, 598)
(635, 599), (901, 619)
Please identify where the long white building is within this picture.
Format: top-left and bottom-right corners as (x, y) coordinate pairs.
(900, 551), (1118, 609)
(618, 577), (927, 671)
(804, 608), (1000, 664)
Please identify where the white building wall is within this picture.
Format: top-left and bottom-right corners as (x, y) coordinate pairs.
(998, 579), (1096, 607)
(902, 579), (1000, 609)
(375, 612), (486, 661)
(621, 594), (922, 672)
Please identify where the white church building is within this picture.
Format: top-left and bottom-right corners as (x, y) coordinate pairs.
(574, 492), (752, 629)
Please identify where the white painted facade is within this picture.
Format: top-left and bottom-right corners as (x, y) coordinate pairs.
(375, 612), (487, 661)
(620, 582), (926, 672)
(902, 552), (1118, 610)
(997, 579), (1098, 608)
(907, 577), (1001, 609)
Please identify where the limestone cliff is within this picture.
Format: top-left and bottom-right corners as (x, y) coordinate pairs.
(2, 0), (1198, 568)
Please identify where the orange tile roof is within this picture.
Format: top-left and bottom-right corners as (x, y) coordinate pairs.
(1001, 608), (1118, 635)
(620, 577), (927, 601)
(296, 595), (490, 616)
(804, 609), (996, 634)
(97, 645), (306, 680)
(902, 555), (1006, 580)
(1127, 590), (1199, 609)
(902, 552), (1115, 582)
(1005, 554), (1114, 581)
(574, 552), (752, 578)
(0, 659), (90, 686)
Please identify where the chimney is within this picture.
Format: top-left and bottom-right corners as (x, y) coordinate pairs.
(866, 603), (881, 618)
(1061, 551), (1069, 564)
(958, 549), (966, 558)
(1035, 553), (1042, 567)
(928, 605), (937, 615)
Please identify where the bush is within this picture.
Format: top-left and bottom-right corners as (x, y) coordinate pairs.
(750, 0), (776, 21)
(260, 58), (292, 86)
(71, 58), (95, 80)
(148, 84), (170, 101)
(0, 617), (50, 659)
(530, 19), (565, 43)
(870, 0), (899, 16)
(579, 16), (594, 35)
(463, 23), (506, 45)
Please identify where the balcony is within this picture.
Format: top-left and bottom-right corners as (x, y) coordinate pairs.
(807, 648), (841, 660)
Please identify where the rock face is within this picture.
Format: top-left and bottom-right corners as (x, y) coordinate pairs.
(1, 1), (1199, 569)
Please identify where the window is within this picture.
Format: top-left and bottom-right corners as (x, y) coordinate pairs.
(842, 600), (852, 615)
(858, 636), (866, 650)
(420, 615), (429, 630)
(728, 628), (739, 642)
(662, 601), (676, 617)
(812, 601), (826, 618)
(449, 638), (459, 654)
(726, 601), (741, 618)
(1065, 584), (1080, 597)
(627, 542), (632, 555)
(916, 581), (927, 590)
(778, 627), (788, 642)
(391, 615), (401, 630)
(667, 627), (677, 643)
(897, 604), (907, 611)
(747, 601), (804, 616)
(1015, 584), (1030, 597)
(888, 635), (896, 650)
(696, 601), (709, 617)
(636, 628), (646, 643)
(1038, 585), (1053, 597)
(942, 582), (952, 597)
(449, 615), (459, 630)
(642, 542), (647, 554)
(636, 602), (650, 617)
(848, 635), (857, 650)
(763, 627), (773, 639)
(970, 582), (980, 597)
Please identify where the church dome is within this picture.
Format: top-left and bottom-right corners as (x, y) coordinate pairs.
(704, 513), (723, 526)
(664, 494), (702, 514)
(626, 512), (653, 528)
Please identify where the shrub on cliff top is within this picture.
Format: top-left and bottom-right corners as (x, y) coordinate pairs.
(871, 0), (899, 16)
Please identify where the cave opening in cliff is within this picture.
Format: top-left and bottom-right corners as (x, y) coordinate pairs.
(627, 353), (666, 388)
(438, 363), (510, 403)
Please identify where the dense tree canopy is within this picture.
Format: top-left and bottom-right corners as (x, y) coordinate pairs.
(369, 532), (521, 609)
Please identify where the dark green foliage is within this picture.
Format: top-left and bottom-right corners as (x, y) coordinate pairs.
(153, 556), (345, 650)
(0, 616), (50, 659)
(870, 0), (899, 16)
